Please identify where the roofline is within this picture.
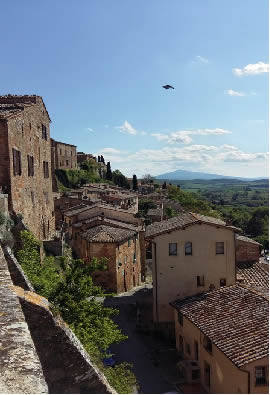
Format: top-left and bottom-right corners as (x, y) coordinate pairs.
(51, 138), (77, 148)
(80, 229), (136, 244)
(146, 218), (238, 240)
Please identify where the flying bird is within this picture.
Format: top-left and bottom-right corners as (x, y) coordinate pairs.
(162, 84), (174, 89)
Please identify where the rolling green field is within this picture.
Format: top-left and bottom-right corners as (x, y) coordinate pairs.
(158, 178), (269, 208)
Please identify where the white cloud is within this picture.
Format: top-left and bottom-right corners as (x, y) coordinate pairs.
(192, 55), (209, 64)
(225, 89), (245, 97)
(233, 61), (269, 76)
(100, 148), (123, 154)
(104, 124), (109, 128)
(86, 127), (94, 132)
(152, 128), (232, 145)
(96, 144), (268, 178)
(115, 120), (138, 135)
(225, 89), (257, 97)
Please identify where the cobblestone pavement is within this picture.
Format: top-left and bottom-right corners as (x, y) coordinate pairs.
(105, 285), (182, 394)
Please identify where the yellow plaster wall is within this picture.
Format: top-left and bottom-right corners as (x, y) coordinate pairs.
(152, 224), (236, 322)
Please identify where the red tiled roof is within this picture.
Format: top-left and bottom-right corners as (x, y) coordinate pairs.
(145, 211), (235, 238)
(170, 284), (269, 367)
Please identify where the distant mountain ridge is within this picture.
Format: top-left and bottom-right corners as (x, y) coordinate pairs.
(156, 169), (267, 181)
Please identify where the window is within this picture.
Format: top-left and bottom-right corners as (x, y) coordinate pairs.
(178, 312), (183, 326)
(216, 242), (224, 255)
(31, 191), (35, 204)
(133, 252), (136, 263)
(203, 335), (212, 353)
(255, 366), (267, 386)
(43, 161), (49, 178)
(192, 369), (200, 380)
(197, 276), (204, 287)
(27, 155), (34, 176)
(66, 160), (69, 166)
(169, 243), (177, 256)
(71, 151), (73, 156)
(220, 278), (226, 287)
(204, 362), (211, 387)
(128, 238), (131, 247)
(12, 148), (22, 176)
(185, 242), (192, 255)
(42, 124), (47, 140)
(186, 343), (191, 355)
(60, 148), (62, 155)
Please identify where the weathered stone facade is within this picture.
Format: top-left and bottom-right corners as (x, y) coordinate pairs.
(0, 95), (55, 240)
(51, 138), (77, 170)
(76, 227), (141, 293)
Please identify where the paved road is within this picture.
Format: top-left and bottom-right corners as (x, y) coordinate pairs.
(105, 285), (180, 394)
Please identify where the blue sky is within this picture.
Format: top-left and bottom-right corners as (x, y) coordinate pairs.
(0, 0), (268, 177)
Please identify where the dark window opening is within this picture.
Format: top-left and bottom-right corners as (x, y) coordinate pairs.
(197, 276), (204, 287)
(66, 160), (69, 166)
(186, 343), (191, 355)
(31, 191), (35, 204)
(27, 155), (34, 176)
(42, 124), (47, 140)
(12, 148), (22, 176)
(220, 278), (226, 287)
(255, 366), (267, 386)
(169, 243), (177, 256)
(43, 161), (49, 178)
(185, 241), (192, 255)
(204, 362), (211, 387)
(216, 242), (224, 255)
(203, 335), (212, 353)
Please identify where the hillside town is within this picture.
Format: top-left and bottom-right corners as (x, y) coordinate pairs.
(0, 94), (268, 394)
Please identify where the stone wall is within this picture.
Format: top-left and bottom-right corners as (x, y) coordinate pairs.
(0, 95), (55, 240)
(1, 245), (115, 394)
(18, 292), (115, 394)
(0, 246), (48, 394)
(51, 139), (77, 170)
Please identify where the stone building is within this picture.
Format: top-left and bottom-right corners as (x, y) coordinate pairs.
(236, 234), (261, 263)
(146, 212), (239, 336)
(51, 138), (77, 170)
(170, 284), (269, 394)
(77, 152), (96, 166)
(75, 225), (141, 293)
(62, 203), (145, 292)
(0, 95), (55, 240)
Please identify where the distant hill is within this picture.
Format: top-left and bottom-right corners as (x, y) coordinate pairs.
(155, 169), (267, 181)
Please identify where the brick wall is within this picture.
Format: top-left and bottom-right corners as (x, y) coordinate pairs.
(236, 240), (260, 263)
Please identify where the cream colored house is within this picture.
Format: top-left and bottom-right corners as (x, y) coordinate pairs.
(170, 284), (269, 394)
(146, 212), (239, 335)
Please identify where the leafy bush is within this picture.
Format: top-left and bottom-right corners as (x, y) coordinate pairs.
(16, 231), (137, 392)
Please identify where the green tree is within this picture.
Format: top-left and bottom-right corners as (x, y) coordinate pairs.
(106, 162), (113, 181)
(112, 170), (130, 189)
(246, 207), (269, 238)
(132, 174), (138, 191)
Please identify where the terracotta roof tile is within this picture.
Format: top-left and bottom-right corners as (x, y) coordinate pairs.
(145, 212), (231, 238)
(81, 225), (136, 243)
(170, 284), (269, 367)
(236, 235), (261, 245)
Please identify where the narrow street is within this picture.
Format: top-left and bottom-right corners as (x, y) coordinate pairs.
(105, 285), (181, 394)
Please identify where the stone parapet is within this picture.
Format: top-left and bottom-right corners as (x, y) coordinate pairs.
(0, 246), (48, 394)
